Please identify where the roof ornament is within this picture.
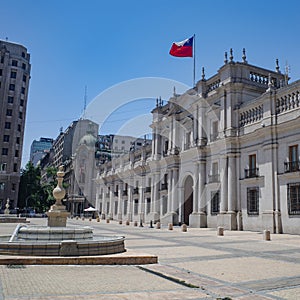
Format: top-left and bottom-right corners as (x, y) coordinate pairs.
(201, 67), (205, 80)
(276, 59), (280, 73)
(224, 51), (228, 64)
(229, 48), (234, 62)
(242, 48), (247, 63)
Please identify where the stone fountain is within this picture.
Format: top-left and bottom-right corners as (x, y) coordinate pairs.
(0, 166), (125, 256)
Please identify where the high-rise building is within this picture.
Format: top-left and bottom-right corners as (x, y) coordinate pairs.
(30, 137), (53, 166)
(0, 40), (31, 210)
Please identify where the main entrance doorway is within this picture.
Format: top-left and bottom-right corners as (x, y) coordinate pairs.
(183, 176), (193, 225)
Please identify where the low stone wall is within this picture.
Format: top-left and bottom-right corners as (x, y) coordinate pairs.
(0, 236), (125, 256)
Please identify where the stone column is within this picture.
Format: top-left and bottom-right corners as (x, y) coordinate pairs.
(171, 169), (179, 212)
(117, 182), (123, 221)
(227, 155), (237, 230)
(220, 156), (228, 213)
(217, 156), (228, 228)
(168, 117), (173, 154)
(150, 172), (160, 222)
(193, 163), (199, 213)
(138, 177), (145, 222)
(167, 169), (173, 213)
(109, 183), (114, 220)
(127, 182), (133, 221)
(193, 105), (198, 145)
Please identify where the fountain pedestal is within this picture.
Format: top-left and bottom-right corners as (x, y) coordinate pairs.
(47, 206), (70, 227)
(46, 166), (70, 227)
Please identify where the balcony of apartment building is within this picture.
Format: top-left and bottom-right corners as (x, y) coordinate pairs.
(244, 168), (259, 178)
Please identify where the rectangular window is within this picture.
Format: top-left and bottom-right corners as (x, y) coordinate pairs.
(245, 154), (258, 178)
(289, 145), (299, 172)
(146, 198), (151, 214)
(13, 163), (18, 172)
(123, 200), (128, 215)
(12, 60), (18, 67)
(16, 137), (20, 144)
(0, 69), (2, 76)
(9, 84), (15, 91)
(209, 162), (219, 183)
(2, 148), (8, 155)
(4, 122), (11, 129)
(17, 124), (21, 132)
(0, 182), (5, 190)
(287, 183), (300, 215)
(20, 99), (24, 106)
(15, 150), (19, 157)
(6, 109), (12, 116)
(22, 63), (26, 70)
(10, 71), (17, 78)
(12, 183), (16, 191)
(247, 187), (259, 215)
(211, 121), (218, 141)
(21, 87), (25, 94)
(114, 201), (118, 215)
(3, 135), (9, 142)
(211, 191), (220, 215)
(134, 199), (139, 215)
(1, 163), (7, 171)
(19, 112), (23, 119)
(8, 96), (14, 103)
(23, 75), (26, 82)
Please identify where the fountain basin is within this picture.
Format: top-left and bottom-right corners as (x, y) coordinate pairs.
(0, 224), (125, 256)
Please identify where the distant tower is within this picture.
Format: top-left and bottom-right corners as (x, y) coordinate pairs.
(0, 40), (31, 209)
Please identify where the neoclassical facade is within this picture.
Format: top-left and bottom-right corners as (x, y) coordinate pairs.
(95, 51), (300, 234)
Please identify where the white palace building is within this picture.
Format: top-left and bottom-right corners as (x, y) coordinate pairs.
(95, 50), (300, 234)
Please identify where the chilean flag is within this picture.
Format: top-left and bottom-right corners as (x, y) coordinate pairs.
(169, 36), (193, 57)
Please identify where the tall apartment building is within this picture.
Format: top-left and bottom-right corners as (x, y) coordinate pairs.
(30, 137), (53, 166)
(0, 40), (31, 210)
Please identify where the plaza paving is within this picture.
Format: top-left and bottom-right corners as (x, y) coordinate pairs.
(0, 218), (299, 299)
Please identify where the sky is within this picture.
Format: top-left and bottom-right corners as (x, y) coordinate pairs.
(1, 0), (300, 167)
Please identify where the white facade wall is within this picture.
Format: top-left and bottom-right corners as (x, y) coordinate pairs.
(95, 56), (300, 234)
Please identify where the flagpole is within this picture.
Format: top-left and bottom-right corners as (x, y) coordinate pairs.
(193, 34), (196, 87)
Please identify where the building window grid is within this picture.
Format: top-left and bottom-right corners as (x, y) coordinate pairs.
(211, 191), (220, 215)
(287, 183), (300, 215)
(247, 187), (259, 215)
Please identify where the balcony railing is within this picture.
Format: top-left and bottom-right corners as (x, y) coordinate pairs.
(122, 190), (128, 196)
(133, 188), (139, 194)
(208, 174), (220, 183)
(284, 161), (300, 173)
(145, 187), (151, 193)
(244, 168), (259, 178)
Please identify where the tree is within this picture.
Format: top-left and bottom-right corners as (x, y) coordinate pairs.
(18, 163), (56, 213)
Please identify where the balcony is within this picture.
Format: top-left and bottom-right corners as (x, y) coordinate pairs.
(244, 168), (259, 178)
(284, 161), (300, 173)
(208, 174), (220, 183)
(114, 191), (118, 197)
(145, 187), (151, 193)
(133, 188), (139, 194)
(122, 190), (128, 196)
